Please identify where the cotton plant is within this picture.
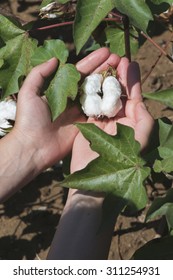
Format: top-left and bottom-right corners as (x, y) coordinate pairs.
(0, 99), (16, 137)
(80, 70), (122, 118)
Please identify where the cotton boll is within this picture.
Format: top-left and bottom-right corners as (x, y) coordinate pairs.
(0, 100), (16, 121)
(80, 94), (102, 117)
(101, 76), (122, 117)
(82, 73), (103, 96)
(0, 99), (16, 136)
(101, 97), (122, 118)
(102, 76), (122, 98)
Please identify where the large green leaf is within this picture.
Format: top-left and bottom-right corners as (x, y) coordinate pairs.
(46, 64), (81, 121)
(105, 26), (138, 56)
(146, 189), (173, 230)
(31, 39), (69, 66)
(0, 15), (37, 98)
(73, 0), (115, 54)
(143, 88), (173, 109)
(62, 123), (150, 211)
(113, 0), (153, 33)
(0, 15), (23, 42)
(132, 236), (173, 259)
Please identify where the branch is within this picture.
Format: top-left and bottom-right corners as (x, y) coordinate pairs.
(141, 31), (173, 63)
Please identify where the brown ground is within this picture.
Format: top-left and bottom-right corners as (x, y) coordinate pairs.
(0, 0), (173, 260)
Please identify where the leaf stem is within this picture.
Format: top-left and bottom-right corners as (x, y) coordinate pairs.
(30, 21), (74, 32)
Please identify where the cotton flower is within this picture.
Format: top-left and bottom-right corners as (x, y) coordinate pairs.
(0, 99), (16, 136)
(80, 73), (122, 118)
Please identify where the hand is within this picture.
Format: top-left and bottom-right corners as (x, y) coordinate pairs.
(0, 48), (121, 202)
(12, 48), (117, 170)
(70, 57), (154, 173)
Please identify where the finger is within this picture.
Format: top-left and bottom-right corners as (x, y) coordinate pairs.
(19, 58), (58, 97)
(121, 61), (142, 120)
(76, 47), (110, 75)
(127, 62), (142, 101)
(93, 53), (120, 73)
(135, 102), (154, 149)
(116, 57), (129, 95)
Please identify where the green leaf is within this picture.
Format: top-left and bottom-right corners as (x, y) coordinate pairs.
(0, 14), (38, 98)
(62, 123), (150, 211)
(0, 32), (37, 98)
(31, 39), (69, 66)
(105, 26), (139, 56)
(158, 118), (172, 146)
(132, 236), (173, 259)
(74, 0), (115, 54)
(113, 0), (153, 33)
(0, 15), (23, 42)
(143, 88), (173, 109)
(46, 64), (81, 121)
(154, 158), (173, 173)
(146, 189), (173, 230)
(153, 119), (173, 174)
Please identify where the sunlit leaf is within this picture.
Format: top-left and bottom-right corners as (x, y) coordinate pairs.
(62, 123), (150, 211)
(46, 64), (81, 121)
(143, 88), (173, 109)
(105, 26), (139, 56)
(31, 39), (69, 66)
(0, 14), (38, 98)
(74, 0), (115, 54)
(113, 0), (153, 33)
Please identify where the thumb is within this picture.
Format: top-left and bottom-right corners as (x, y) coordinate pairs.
(19, 58), (58, 97)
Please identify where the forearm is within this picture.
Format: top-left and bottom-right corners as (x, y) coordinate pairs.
(0, 131), (41, 202)
(47, 189), (116, 260)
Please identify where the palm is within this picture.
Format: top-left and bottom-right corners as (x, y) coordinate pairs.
(70, 58), (154, 173)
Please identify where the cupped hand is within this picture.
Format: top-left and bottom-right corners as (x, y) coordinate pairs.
(12, 48), (120, 170)
(70, 57), (154, 173)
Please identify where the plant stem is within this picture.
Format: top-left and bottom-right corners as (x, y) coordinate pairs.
(30, 21), (74, 32)
(141, 31), (173, 63)
(123, 16), (131, 62)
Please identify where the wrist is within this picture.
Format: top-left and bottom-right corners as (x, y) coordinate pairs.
(0, 129), (41, 202)
(64, 188), (105, 211)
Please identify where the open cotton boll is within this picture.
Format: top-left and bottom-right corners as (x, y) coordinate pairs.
(101, 97), (122, 118)
(80, 94), (102, 117)
(80, 73), (122, 118)
(0, 99), (17, 136)
(101, 76), (122, 118)
(102, 76), (122, 98)
(82, 73), (103, 96)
